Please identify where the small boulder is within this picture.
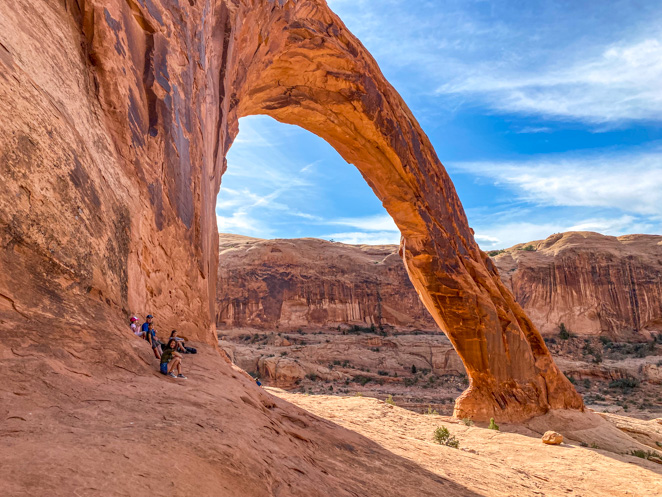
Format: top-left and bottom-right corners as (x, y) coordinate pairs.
(542, 431), (563, 445)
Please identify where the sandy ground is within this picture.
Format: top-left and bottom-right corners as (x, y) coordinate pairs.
(272, 389), (662, 497)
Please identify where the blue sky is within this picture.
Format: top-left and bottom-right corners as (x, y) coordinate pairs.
(217, 0), (662, 249)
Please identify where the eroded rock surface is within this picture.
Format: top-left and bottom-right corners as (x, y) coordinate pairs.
(217, 232), (662, 342)
(493, 232), (662, 341)
(1, 0), (579, 429)
(217, 234), (438, 331)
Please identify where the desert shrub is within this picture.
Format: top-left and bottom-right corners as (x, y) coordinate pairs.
(559, 323), (571, 340)
(592, 351), (603, 364)
(487, 249), (505, 257)
(590, 443), (599, 449)
(404, 377), (418, 387)
(378, 370), (389, 376)
(609, 378), (640, 390)
(433, 426), (459, 448)
(425, 405), (439, 415)
(353, 392), (364, 397)
(630, 449), (661, 460)
(488, 418), (499, 431)
(305, 373), (318, 382)
(371, 347), (380, 353)
(583, 379), (591, 389)
(566, 374), (576, 384)
(411, 365), (417, 374)
(353, 375), (372, 386)
(599, 336), (612, 346)
(385, 395), (395, 405)
(520, 244), (536, 251)
(461, 418), (474, 426)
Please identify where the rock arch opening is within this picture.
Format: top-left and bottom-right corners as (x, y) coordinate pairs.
(218, 2), (583, 422)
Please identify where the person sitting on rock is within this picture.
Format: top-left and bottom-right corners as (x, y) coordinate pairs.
(130, 316), (141, 337)
(145, 322), (163, 359)
(141, 314), (154, 338)
(169, 329), (196, 354)
(160, 339), (186, 379)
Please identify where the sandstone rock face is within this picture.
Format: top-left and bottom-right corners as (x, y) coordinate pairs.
(542, 431), (563, 445)
(217, 234), (438, 331)
(218, 232), (662, 343)
(493, 232), (662, 341)
(0, 0), (580, 421)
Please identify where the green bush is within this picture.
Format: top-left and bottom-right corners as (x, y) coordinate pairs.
(411, 364), (417, 374)
(487, 249), (505, 257)
(425, 405), (439, 415)
(433, 426), (459, 448)
(385, 394), (395, 405)
(559, 323), (570, 340)
(461, 418), (474, 426)
(353, 375), (372, 386)
(630, 449), (661, 460)
(488, 418), (499, 431)
(609, 378), (640, 390)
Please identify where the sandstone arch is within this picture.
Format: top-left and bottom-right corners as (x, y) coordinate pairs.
(0, 0), (582, 421)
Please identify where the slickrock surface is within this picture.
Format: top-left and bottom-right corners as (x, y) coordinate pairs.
(217, 234), (437, 331)
(0, 331), (492, 497)
(273, 390), (662, 497)
(0, 0), (580, 423)
(493, 231), (662, 340)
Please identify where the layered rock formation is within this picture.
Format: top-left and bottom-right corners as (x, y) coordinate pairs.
(217, 234), (438, 331)
(218, 232), (662, 342)
(1, 0), (579, 426)
(493, 232), (662, 341)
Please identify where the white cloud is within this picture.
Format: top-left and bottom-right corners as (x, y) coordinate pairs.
(473, 215), (657, 250)
(326, 214), (400, 232)
(437, 37), (662, 123)
(452, 149), (662, 216)
(323, 231), (402, 245)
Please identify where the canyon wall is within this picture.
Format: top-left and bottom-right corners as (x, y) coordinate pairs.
(494, 232), (662, 341)
(218, 232), (662, 341)
(217, 234), (438, 331)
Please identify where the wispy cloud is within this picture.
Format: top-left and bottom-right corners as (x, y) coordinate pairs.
(438, 38), (662, 124)
(323, 231), (402, 245)
(473, 215), (657, 250)
(325, 214), (399, 232)
(452, 149), (662, 216)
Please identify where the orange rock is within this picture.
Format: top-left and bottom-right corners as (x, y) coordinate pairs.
(542, 431), (564, 445)
(494, 232), (662, 340)
(0, 0), (581, 422)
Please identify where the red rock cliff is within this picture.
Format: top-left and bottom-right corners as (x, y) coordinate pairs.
(218, 232), (662, 343)
(0, 0), (581, 422)
(217, 234), (438, 331)
(494, 232), (662, 341)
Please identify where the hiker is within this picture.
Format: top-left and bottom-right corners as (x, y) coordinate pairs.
(141, 314), (154, 336)
(130, 316), (142, 337)
(146, 322), (163, 359)
(160, 339), (186, 379)
(169, 329), (197, 354)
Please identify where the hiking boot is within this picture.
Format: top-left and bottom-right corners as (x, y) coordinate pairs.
(167, 372), (176, 378)
(177, 374), (187, 380)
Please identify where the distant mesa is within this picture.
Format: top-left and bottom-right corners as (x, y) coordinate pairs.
(218, 231), (662, 342)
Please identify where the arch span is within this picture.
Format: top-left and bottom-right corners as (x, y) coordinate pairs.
(225, 2), (583, 422)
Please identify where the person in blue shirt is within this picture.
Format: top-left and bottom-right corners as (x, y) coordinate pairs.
(141, 315), (153, 336)
(142, 315), (162, 359)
